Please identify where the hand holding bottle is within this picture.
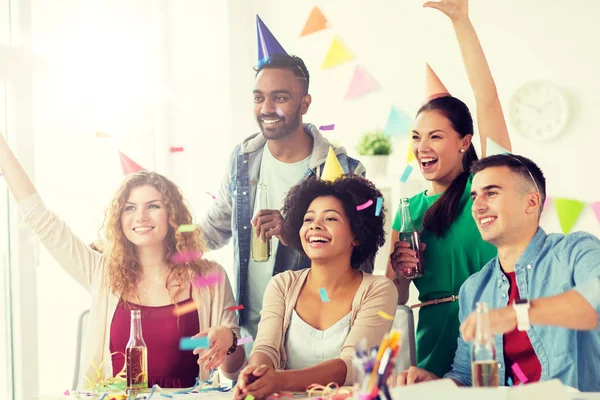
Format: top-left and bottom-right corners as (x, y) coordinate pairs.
(390, 241), (427, 279)
(251, 209), (287, 246)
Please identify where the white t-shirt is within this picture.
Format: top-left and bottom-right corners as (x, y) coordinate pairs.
(243, 145), (310, 345)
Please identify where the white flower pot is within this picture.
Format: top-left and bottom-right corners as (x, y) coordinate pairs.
(360, 155), (389, 177)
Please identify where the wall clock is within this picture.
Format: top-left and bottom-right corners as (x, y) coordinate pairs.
(508, 80), (569, 142)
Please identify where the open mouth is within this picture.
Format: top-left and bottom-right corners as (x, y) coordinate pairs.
(479, 216), (497, 227)
(420, 157), (438, 170)
(261, 118), (282, 126)
(307, 236), (331, 247)
(133, 226), (155, 233)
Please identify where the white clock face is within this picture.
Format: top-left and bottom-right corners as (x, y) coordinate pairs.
(509, 81), (569, 142)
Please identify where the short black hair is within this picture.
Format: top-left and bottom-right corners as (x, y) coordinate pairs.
(281, 175), (385, 270)
(254, 54), (310, 94)
(470, 154), (546, 208)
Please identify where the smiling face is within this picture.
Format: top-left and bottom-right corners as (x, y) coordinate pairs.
(253, 68), (310, 140)
(412, 110), (471, 185)
(471, 166), (541, 246)
(299, 195), (356, 264)
(120, 184), (169, 248)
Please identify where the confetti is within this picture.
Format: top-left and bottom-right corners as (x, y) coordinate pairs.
(193, 273), (223, 288)
(511, 362), (528, 384)
(237, 336), (254, 346)
(319, 124), (335, 131)
(170, 146), (184, 153)
(206, 191), (216, 200)
(377, 311), (394, 321)
(95, 131), (110, 138)
(400, 165), (413, 183)
(245, 396), (255, 400)
(375, 197), (383, 217)
(356, 199), (374, 211)
(227, 304), (245, 311)
(275, 108), (285, 118)
(319, 288), (330, 302)
(174, 301), (198, 317)
(63, 390), (70, 395)
(177, 224), (197, 233)
(180, 336), (209, 350)
(170, 250), (203, 264)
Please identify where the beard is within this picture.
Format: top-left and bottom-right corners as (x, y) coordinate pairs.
(257, 104), (302, 140)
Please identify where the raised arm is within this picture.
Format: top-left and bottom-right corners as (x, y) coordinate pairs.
(424, 0), (511, 156)
(0, 131), (104, 290)
(0, 132), (37, 201)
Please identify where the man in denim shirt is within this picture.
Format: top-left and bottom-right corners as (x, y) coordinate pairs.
(397, 155), (600, 391)
(199, 54), (365, 346)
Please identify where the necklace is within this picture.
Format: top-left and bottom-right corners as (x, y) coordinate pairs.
(141, 266), (170, 284)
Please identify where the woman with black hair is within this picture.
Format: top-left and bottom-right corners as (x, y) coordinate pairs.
(233, 175), (397, 399)
(386, 0), (512, 378)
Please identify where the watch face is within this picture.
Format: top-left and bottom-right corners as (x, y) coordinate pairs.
(509, 81), (568, 142)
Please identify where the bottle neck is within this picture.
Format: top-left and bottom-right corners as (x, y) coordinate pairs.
(399, 202), (415, 232)
(255, 184), (268, 212)
(475, 309), (492, 342)
(129, 312), (144, 343)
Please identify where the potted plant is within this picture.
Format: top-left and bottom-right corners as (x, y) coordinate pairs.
(356, 130), (392, 177)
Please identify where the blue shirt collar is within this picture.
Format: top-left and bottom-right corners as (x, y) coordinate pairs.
(494, 227), (547, 279)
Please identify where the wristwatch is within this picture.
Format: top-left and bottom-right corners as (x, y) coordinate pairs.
(226, 330), (238, 355)
(513, 299), (530, 331)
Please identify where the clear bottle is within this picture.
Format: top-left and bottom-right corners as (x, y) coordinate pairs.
(471, 302), (499, 387)
(397, 198), (424, 279)
(126, 309), (148, 392)
(251, 183), (271, 262)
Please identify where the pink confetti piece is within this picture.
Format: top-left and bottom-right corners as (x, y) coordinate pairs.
(170, 146), (184, 153)
(511, 362), (528, 384)
(63, 390), (70, 396)
(319, 124), (335, 131)
(227, 304), (245, 311)
(543, 197), (551, 212)
(170, 250), (203, 264)
(193, 272), (223, 288)
(275, 108), (285, 118)
(206, 191), (216, 200)
(356, 199), (374, 211)
(237, 336), (254, 346)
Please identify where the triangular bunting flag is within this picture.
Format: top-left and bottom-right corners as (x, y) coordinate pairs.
(345, 66), (378, 99)
(384, 107), (412, 138)
(554, 198), (586, 234)
(119, 152), (145, 175)
(321, 147), (344, 182)
(591, 201), (600, 224)
(256, 15), (287, 65)
(321, 36), (354, 69)
(300, 6), (329, 37)
(486, 137), (511, 157)
(407, 139), (416, 164)
(425, 63), (450, 101)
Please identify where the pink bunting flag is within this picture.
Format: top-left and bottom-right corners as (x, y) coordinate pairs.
(345, 66), (378, 99)
(193, 272), (223, 288)
(591, 201), (600, 224)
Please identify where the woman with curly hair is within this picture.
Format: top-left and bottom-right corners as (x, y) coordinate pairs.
(0, 133), (245, 388)
(233, 175), (398, 400)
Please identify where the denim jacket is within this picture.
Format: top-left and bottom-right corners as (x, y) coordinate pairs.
(199, 123), (365, 326)
(444, 228), (600, 392)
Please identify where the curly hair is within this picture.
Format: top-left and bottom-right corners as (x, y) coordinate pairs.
(281, 175), (386, 269)
(99, 171), (212, 302)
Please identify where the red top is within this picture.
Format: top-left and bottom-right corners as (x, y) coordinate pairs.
(110, 288), (200, 388)
(502, 271), (542, 385)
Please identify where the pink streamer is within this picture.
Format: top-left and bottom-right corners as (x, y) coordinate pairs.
(206, 191), (216, 200)
(193, 272), (223, 288)
(511, 362), (528, 384)
(356, 199), (374, 211)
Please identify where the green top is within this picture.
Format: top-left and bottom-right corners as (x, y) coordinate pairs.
(392, 174), (497, 378)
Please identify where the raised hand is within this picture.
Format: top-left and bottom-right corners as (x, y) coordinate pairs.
(193, 326), (235, 371)
(423, 0), (469, 22)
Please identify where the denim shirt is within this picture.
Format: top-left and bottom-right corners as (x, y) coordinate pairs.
(444, 228), (600, 392)
(199, 123), (365, 326)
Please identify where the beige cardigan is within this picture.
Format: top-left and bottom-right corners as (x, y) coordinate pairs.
(251, 269), (398, 386)
(19, 193), (244, 388)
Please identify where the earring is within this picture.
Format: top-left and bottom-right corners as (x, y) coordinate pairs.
(460, 149), (465, 153)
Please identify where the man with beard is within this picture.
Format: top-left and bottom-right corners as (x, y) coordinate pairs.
(200, 53), (365, 349)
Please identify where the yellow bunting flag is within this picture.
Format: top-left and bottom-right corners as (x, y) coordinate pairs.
(300, 6), (329, 37)
(554, 198), (586, 234)
(321, 36), (354, 70)
(407, 139), (416, 164)
(321, 147), (344, 182)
